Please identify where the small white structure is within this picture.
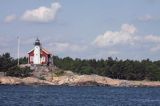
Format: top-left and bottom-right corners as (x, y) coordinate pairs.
(33, 39), (41, 64)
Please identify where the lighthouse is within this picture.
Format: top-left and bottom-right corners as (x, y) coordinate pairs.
(33, 38), (41, 64)
(28, 38), (52, 65)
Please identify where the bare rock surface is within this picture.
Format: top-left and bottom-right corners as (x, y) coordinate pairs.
(2, 64), (160, 87)
(0, 76), (54, 85)
(50, 73), (160, 87)
(1, 70), (160, 87)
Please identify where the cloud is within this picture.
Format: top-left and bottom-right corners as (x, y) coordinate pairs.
(139, 15), (152, 21)
(144, 35), (160, 43)
(108, 51), (119, 55)
(93, 24), (138, 47)
(121, 24), (137, 34)
(144, 35), (160, 52)
(21, 2), (61, 23)
(138, 14), (154, 21)
(150, 45), (160, 52)
(92, 23), (160, 54)
(138, 14), (160, 22)
(48, 42), (87, 52)
(4, 14), (16, 23)
(54, 42), (69, 52)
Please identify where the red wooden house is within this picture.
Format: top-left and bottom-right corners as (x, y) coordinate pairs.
(27, 39), (52, 65)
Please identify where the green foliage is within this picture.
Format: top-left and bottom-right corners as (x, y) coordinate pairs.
(0, 53), (16, 72)
(53, 56), (160, 81)
(19, 57), (28, 64)
(78, 66), (95, 75)
(39, 76), (45, 80)
(6, 66), (33, 78)
(1, 52), (160, 81)
(0, 53), (32, 77)
(54, 70), (64, 76)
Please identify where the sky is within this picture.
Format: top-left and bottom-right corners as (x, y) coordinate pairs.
(0, 0), (160, 60)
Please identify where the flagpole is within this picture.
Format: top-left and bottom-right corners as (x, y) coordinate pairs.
(17, 36), (20, 66)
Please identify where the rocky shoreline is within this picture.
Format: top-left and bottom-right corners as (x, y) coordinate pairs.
(1, 71), (160, 87)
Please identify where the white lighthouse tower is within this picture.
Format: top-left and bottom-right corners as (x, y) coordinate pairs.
(33, 38), (41, 64)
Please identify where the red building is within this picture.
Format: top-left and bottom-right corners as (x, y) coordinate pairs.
(28, 39), (52, 65)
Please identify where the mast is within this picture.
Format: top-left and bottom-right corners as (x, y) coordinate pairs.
(17, 36), (20, 66)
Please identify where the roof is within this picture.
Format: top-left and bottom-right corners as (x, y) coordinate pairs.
(27, 48), (34, 54)
(42, 48), (52, 55)
(27, 48), (52, 55)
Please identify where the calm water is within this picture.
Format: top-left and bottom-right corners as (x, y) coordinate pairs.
(0, 85), (160, 106)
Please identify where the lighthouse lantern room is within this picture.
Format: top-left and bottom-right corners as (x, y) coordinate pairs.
(28, 38), (52, 65)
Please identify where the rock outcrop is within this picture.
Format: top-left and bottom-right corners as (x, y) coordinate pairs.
(0, 76), (53, 85)
(50, 72), (160, 87)
(1, 71), (160, 87)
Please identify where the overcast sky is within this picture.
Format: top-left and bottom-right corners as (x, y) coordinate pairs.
(0, 0), (160, 60)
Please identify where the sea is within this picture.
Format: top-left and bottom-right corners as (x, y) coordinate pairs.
(0, 85), (160, 106)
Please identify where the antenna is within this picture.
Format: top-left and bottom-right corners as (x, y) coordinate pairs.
(17, 36), (20, 66)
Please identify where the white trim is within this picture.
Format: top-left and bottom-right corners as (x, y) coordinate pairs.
(27, 48), (34, 54)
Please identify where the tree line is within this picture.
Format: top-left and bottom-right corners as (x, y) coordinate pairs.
(1, 52), (160, 81)
(53, 56), (160, 81)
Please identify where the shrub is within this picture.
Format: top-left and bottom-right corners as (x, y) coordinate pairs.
(54, 70), (64, 76)
(6, 66), (33, 78)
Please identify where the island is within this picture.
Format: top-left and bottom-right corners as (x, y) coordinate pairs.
(1, 52), (160, 87)
(0, 66), (160, 87)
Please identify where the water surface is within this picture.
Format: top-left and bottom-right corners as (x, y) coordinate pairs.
(0, 85), (160, 106)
